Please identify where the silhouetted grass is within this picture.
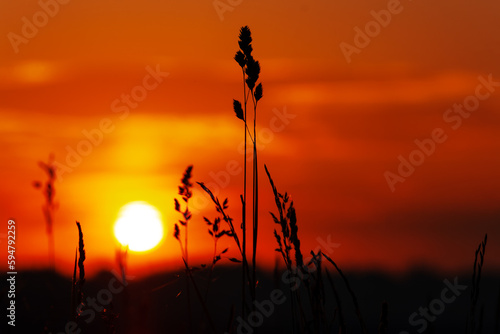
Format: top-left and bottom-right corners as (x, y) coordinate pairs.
(203, 212), (230, 301)
(264, 163), (303, 331)
(33, 154), (57, 269)
(265, 162), (369, 334)
(71, 221), (86, 323)
(183, 26), (496, 334)
(468, 233), (488, 334)
(173, 165), (218, 333)
(233, 25), (264, 317)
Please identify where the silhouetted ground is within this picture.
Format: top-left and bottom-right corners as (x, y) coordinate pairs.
(1, 267), (499, 333)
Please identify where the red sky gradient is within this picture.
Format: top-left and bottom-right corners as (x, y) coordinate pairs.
(1, 0), (500, 278)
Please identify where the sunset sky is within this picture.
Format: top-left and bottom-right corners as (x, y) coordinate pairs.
(1, 0), (500, 278)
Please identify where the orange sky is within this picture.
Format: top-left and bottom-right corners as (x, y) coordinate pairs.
(1, 0), (500, 278)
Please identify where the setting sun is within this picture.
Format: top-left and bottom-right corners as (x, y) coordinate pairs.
(114, 201), (164, 252)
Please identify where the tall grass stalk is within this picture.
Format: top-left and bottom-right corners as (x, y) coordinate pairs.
(233, 26), (263, 314)
(252, 92), (260, 311)
(264, 164), (304, 332)
(237, 39), (249, 317)
(468, 233), (488, 334)
(174, 165), (195, 333)
(71, 249), (78, 320)
(198, 181), (258, 330)
(33, 154), (57, 269)
(71, 221), (86, 321)
(116, 245), (129, 286)
(174, 167), (218, 333)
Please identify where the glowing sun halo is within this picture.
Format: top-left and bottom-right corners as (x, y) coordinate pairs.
(114, 201), (164, 252)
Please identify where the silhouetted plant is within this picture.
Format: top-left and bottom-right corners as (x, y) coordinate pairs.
(198, 25), (264, 322)
(266, 164), (343, 333)
(33, 154), (58, 269)
(174, 165), (194, 266)
(265, 163), (309, 333)
(174, 166), (216, 333)
(233, 25), (263, 314)
(203, 213), (232, 301)
(265, 164), (303, 270)
(198, 182), (242, 255)
(197, 180), (258, 328)
(173, 165), (194, 333)
(468, 233), (488, 334)
(71, 221), (86, 322)
(115, 245), (128, 287)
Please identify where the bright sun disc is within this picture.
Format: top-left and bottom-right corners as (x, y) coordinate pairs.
(114, 201), (164, 252)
